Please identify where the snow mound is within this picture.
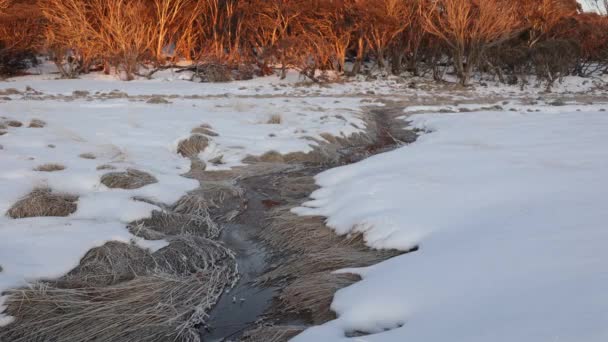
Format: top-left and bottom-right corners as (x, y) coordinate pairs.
(294, 108), (608, 342)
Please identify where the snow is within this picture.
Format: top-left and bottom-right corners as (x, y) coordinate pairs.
(0, 91), (364, 325)
(294, 108), (608, 341)
(2, 62), (607, 99)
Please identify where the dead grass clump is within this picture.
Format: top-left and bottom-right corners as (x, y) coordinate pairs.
(277, 175), (318, 201)
(59, 241), (155, 287)
(131, 185), (243, 240)
(191, 126), (219, 136)
(177, 134), (208, 158)
(131, 209), (217, 239)
(28, 119), (46, 128)
(101, 169), (158, 189)
(146, 96), (171, 104)
(7, 188), (78, 219)
(79, 153), (96, 159)
(0, 130), (6, 136)
(0, 237), (238, 342)
(33, 163), (65, 172)
(264, 246), (396, 282)
(0, 88), (21, 96)
(96, 164), (116, 170)
(259, 150), (285, 163)
(242, 325), (304, 342)
(6, 120), (22, 127)
(72, 90), (90, 97)
(260, 207), (341, 254)
(267, 114), (282, 124)
(279, 272), (361, 323)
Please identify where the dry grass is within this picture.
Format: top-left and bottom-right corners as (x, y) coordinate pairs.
(278, 272), (361, 323)
(7, 188), (78, 219)
(191, 126), (219, 137)
(28, 119), (46, 128)
(79, 153), (96, 159)
(0, 236), (238, 342)
(101, 169), (158, 189)
(96, 164), (117, 170)
(131, 183), (243, 240)
(267, 114), (282, 124)
(6, 120), (22, 127)
(0, 123), (6, 129)
(33, 163), (65, 172)
(242, 325), (304, 342)
(259, 150), (285, 163)
(0, 130), (6, 136)
(146, 96), (171, 104)
(177, 134), (209, 158)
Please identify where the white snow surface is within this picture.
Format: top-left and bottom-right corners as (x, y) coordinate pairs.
(294, 108), (608, 341)
(0, 93), (364, 325)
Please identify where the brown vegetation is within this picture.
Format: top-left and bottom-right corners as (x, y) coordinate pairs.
(7, 188), (78, 218)
(100, 169), (158, 189)
(0, 0), (605, 85)
(0, 237), (238, 342)
(33, 163), (65, 172)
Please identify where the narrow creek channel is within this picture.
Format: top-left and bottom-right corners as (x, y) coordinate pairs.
(199, 102), (417, 342)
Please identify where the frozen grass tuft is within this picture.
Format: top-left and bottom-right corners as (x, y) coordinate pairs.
(28, 119), (46, 128)
(96, 164), (116, 170)
(267, 114), (282, 124)
(146, 96), (171, 104)
(242, 324), (304, 342)
(177, 134), (209, 158)
(33, 163), (65, 172)
(101, 169), (158, 189)
(79, 153), (96, 159)
(6, 120), (22, 127)
(191, 126), (219, 136)
(0, 236), (238, 342)
(279, 272), (361, 323)
(259, 150), (285, 163)
(7, 188), (78, 219)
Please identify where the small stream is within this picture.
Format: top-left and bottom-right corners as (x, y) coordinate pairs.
(199, 102), (416, 341)
(200, 188), (281, 341)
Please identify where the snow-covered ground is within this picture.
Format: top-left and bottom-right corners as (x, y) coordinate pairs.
(1, 68), (608, 338)
(294, 107), (608, 341)
(2, 62), (607, 99)
(0, 91), (364, 325)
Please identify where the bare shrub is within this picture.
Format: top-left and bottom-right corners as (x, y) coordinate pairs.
(195, 63), (233, 83)
(422, 0), (522, 85)
(7, 188), (78, 218)
(100, 169), (158, 189)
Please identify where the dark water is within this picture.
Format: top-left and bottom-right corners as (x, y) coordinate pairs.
(200, 222), (276, 341)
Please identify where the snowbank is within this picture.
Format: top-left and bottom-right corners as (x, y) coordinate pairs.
(294, 108), (608, 341)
